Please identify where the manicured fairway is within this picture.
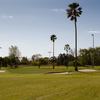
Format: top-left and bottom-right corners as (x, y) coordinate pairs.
(0, 66), (100, 100)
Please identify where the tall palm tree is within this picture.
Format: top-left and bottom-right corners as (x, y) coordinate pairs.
(66, 2), (82, 71)
(50, 34), (57, 69)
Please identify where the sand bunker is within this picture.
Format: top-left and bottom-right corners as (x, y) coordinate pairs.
(47, 72), (72, 75)
(48, 69), (97, 75)
(0, 70), (6, 73)
(79, 69), (96, 72)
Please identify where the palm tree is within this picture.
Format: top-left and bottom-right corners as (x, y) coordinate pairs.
(50, 34), (57, 69)
(64, 44), (70, 55)
(66, 2), (82, 71)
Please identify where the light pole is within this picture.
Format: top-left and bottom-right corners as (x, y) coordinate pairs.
(48, 51), (52, 58)
(91, 34), (94, 67)
(91, 34), (94, 48)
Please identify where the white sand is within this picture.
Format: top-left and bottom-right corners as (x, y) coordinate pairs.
(53, 72), (71, 75)
(79, 69), (96, 72)
(0, 70), (6, 73)
(52, 69), (97, 74)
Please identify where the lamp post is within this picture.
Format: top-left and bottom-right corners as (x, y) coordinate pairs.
(48, 51), (52, 58)
(91, 34), (94, 48)
(91, 34), (94, 67)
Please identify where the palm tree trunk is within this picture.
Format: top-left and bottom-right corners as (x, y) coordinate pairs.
(53, 41), (55, 69)
(74, 19), (78, 71)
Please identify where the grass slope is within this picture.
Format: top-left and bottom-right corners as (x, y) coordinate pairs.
(0, 66), (100, 100)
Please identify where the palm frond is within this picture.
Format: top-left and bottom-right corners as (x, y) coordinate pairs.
(50, 34), (57, 42)
(66, 2), (82, 21)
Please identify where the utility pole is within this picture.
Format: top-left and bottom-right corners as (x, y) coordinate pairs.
(48, 51), (52, 58)
(91, 34), (94, 67)
(91, 34), (94, 48)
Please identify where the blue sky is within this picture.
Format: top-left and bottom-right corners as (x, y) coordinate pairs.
(0, 0), (100, 58)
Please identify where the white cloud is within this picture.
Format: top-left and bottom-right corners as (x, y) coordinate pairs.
(9, 16), (13, 19)
(51, 8), (65, 13)
(1, 15), (14, 19)
(88, 31), (100, 34)
(2, 15), (7, 19)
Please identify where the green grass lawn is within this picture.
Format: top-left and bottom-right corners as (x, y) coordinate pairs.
(0, 66), (100, 100)
(6, 66), (75, 74)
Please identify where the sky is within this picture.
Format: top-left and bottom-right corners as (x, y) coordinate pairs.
(0, 0), (100, 58)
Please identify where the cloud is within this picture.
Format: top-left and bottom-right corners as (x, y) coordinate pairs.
(51, 8), (65, 13)
(88, 30), (100, 34)
(9, 16), (13, 19)
(1, 15), (14, 19)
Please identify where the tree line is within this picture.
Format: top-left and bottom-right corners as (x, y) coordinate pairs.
(0, 45), (100, 69)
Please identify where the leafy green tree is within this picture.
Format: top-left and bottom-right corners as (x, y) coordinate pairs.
(79, 49), (91, 66)
(94, 47), (100, 65)
(9, 45), (21, 58)
(64, 44), (70, 55)
(66, 2), (82, 71)
(9, 45), (21, 68)
(31, 54), (42, 68)
(39, 57), (49, 65)
(78, 47), (100, 66)
(32, 54), (41, 61)
(0, 57), (3, 69)
(2, 57), (10, 67)
(21, 57), (29, 65)
(50, 34), (57, 69)
(50, 56), (57, 66)
(57, 53), (74, 67)
(64, 44), (71, 68)
(57, 53), (68, 66)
